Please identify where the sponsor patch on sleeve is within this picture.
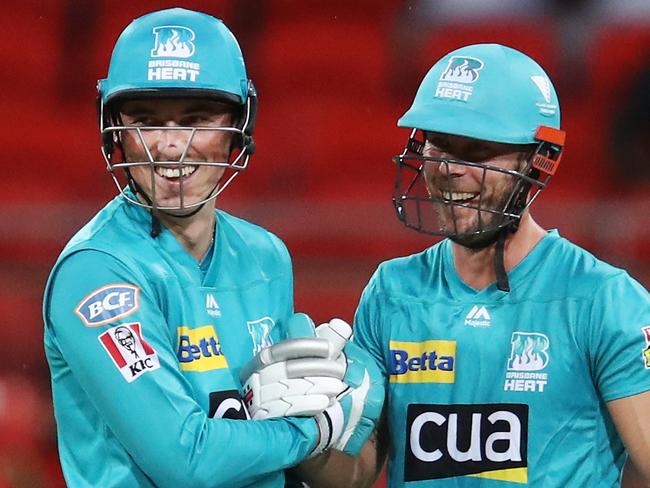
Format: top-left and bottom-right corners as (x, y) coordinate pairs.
(75, 284), (140, 327)
(99, 322), (160, 382)
(642, 326), (650, 369)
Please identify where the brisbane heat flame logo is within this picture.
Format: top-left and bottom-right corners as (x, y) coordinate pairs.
(507, 333), (550, 371)
(151, 26), (196, 58)
(440, 56), (484, 83)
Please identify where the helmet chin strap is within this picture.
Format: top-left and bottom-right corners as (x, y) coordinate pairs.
(449, 222), (515, 292)
(494, 224), (516, 292)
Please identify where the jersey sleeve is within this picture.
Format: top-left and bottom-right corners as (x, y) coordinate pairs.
(44, 249), (317, 487)
(353, 268), (389, 382)
(587, 272), (650, 402)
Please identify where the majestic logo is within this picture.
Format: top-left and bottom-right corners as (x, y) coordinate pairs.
(389, 340), (456, 383)
(465, 305), (491, 328)
(405, 403), (528, 483)
(151, 26), (195, 58)
(99, 322), (160, 382)
(441, 56), (484, 83)
(504, 332), (550, 393)
(75, 284), (140, 327)
(177, 325), (228, 372)
(247, 317), (275, 355)
(642, 326), (650, 369)
(206, 293), (221, 318)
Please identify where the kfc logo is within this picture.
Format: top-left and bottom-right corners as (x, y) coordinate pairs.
(99, 323), (160, 382)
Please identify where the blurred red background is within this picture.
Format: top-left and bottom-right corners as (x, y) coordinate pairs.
(1, 1), (649, 486)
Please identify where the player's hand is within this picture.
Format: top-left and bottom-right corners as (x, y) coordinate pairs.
(239, 313), (349, 420)
(239, 313), (385, 458)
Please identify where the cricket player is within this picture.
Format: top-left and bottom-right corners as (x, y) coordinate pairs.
(42, 8), (383, 487)
(281, 44), (650, 487)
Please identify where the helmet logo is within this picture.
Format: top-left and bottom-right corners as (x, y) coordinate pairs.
(530, 75), (551, 103)
(440, 56), (484, 83)
(530, 75), (557, 116)
(435, 56), (484, 102)
(151, 26), (196, 58)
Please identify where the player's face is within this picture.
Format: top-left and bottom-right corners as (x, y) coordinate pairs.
(421, 132), (530, 236)
(119, 98), (234, 214)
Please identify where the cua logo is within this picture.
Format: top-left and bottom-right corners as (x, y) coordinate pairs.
(405, 403), (528, 482)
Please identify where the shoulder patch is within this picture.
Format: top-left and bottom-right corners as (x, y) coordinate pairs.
(99, 322), (160, 382)
(642, 326), (650, 369)
(75, 284), (140, 326)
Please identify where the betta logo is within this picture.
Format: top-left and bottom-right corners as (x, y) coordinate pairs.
(177, 325), (228, 372)
(440, 56), (484, 83)
(389, 340), (456, 384)
(507, 332), (550, 371)
(151, 26), (196, 58)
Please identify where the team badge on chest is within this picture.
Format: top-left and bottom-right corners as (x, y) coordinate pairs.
(503, 332), (550, 393)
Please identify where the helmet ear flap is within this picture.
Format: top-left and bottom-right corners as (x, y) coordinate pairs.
(96, 95), (115, 160)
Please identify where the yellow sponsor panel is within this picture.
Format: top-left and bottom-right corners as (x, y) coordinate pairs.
(468, 467), (528, 483)
(389, 340), (456, 383)
(177, 325), (229, 372)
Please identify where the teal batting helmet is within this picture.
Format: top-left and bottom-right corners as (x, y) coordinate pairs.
(398, 43), (561, 143)
(98, 8), (257, 215)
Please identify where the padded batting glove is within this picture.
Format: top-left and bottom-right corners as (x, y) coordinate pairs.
(239, 313), (349, 420)
(239, 313), (385, 458)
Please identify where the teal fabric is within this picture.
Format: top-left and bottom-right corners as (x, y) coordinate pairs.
(398, 43), (560, 144)
(354, 230), (650, 486)
(43, 193), (317, 487)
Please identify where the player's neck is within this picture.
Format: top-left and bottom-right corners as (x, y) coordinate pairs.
(156, 204), (216, 262)
(451, 213), (546, 291)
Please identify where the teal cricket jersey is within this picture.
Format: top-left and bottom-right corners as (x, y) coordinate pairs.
(354, 230), (650, 487)
(43, 192), (318, 487)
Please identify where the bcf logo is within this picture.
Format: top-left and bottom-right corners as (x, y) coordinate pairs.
(75, 284), (140, 327)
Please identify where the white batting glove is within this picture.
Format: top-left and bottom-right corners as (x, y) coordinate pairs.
(240, 314), (350, 419)
(239, 313), (385, 458)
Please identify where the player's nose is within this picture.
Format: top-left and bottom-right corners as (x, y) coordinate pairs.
(152, 122), (192, 161)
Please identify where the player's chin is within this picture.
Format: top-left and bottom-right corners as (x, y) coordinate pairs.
(154, 194), (205, 215)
